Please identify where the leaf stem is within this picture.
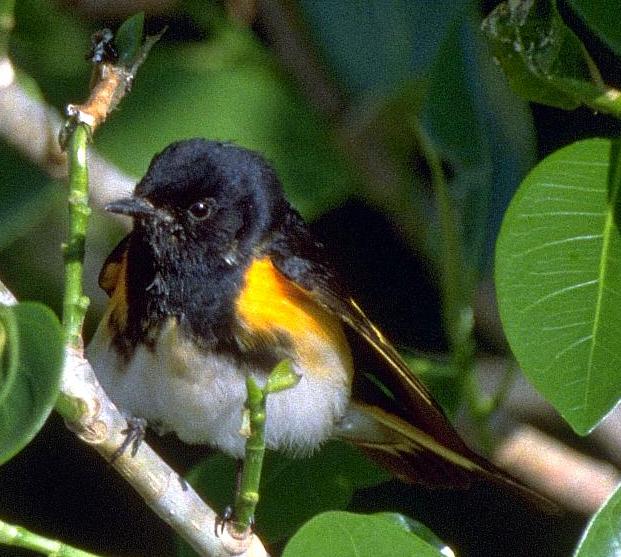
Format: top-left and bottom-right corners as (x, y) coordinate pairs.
(415, 124), (476, 398)
(62, 124), (91, 350)
(0, 517), (101, 557)
(586, 87), (621, 119)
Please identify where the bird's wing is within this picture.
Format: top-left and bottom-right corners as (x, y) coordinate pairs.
(267, 211), (557, 511)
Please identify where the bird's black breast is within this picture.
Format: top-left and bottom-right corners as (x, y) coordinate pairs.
(111, 230), (245, 356)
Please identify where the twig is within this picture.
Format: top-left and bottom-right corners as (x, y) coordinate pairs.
(62, 347), (267, 557)
(63, 124), (91, 349)
(0, 71), (134, 211)
(233, 361), (299, 534)
(493, 424), (621, 515)
(0, 517), (100, 557)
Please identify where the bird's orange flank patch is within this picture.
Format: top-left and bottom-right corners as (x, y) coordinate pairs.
(235, 258), (352, 380)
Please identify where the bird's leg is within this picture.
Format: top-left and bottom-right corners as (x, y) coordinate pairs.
(110, 414), (148, 462)
(215, 459), (244, 538)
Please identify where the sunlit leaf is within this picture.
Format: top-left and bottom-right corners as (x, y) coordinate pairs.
(282, 511), (444, 557)
(496, 138), (621, 434)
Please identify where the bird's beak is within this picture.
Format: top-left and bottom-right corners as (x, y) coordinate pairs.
(105, 197), (157, 218)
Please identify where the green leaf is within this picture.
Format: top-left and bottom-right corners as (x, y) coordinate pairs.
(495, 138), (621, 434)
(481, 0), (604, 110)
(282, 511), (444, 557)
(114, 12), (145, 66)
(568, 0), (621, 57)
(179, 441), (388, 549)
(375, 513), (453, 555)
(573, 482), (621, 557)
(402, 356), (460, 418)
(264, 359), (299, 394)
(0, 302), (64, 465)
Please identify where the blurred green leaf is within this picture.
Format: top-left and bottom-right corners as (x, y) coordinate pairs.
(282, 511), (444, 557)
(481, 0), (604, 110)
(0, 140), (58, 251)
(403, 356), (460, 418)
(495, 138), (621, 434)
(11, 0), (90, 107)
(568, 0), (621, 57)
(299, 0), (468, 98)
(0, 302), (63, 465)
(178, 441), (388, 550)
(115, 12), (144, 67)
(573, 482), (621, 557)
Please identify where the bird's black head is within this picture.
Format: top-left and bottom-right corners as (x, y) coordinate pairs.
(107, 139), (287, 262)
(105, 139), (293, 349)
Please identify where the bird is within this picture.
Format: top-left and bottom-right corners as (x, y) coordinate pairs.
(87, 138), (551, 509)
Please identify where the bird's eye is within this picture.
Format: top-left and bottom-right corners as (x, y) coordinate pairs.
(188, 198), (217, 221)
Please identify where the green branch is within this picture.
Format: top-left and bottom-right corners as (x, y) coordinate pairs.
(233, 360), (299, 533)
(0, 517), (101, 557)
(414, 124), (475, 392)
(62, 124), (91, 349)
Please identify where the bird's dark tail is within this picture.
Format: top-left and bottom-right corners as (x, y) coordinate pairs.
(335, 401), (560, 514)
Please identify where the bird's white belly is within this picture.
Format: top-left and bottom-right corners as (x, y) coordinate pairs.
(87, 319), (352, 458)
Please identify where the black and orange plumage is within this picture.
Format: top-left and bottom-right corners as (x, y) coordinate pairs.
(88, 138), (552, 510)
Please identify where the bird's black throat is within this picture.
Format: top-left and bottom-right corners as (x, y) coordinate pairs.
(116, 223), (249, 357)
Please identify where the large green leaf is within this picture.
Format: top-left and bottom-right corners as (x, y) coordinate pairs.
(482, 0), (604, 110)
(573, 482), (621, 557)
(495, 138), (621, 434)
(0, 302), (64, 465)
(568, 0), (621, 58)
(282, 511), (444, 557)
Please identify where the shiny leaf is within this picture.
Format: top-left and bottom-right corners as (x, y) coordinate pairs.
(482, 0), (603, 109)
(282, 511), (444, 557)
(496, 138), (621, 434)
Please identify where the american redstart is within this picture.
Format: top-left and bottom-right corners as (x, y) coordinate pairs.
(88, 139), (552, 510)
